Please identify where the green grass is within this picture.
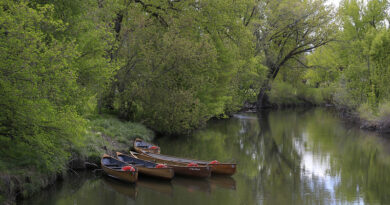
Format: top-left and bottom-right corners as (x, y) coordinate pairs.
(74, 115), (153, 162)
(89, 114), (153, 143)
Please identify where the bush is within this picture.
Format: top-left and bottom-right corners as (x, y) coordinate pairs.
(378, 101), (390, 129)
(356, 101), (390, 131)
(378, 101), (390, 119)
(333, 83), (359, 108)
(269, 81), (300, 105)
(269, 81), (330, 106)
(358, 103), (377, 121)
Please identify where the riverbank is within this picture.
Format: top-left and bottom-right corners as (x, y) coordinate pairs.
(242, 100), (390, 134)
(3, 106), (389, 204)
(335, 106), (390, 133)
(0, 115), (154, 205)
(19, 108), (390, 205)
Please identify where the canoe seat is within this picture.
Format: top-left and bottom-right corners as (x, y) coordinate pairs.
(135, 163), (146, 167)
(106, 164), (120, 167)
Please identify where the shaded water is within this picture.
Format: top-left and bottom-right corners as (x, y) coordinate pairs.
(21, 108), (390, 204)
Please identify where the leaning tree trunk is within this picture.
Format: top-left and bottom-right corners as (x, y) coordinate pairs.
(257, 82), (272, 110)
(257, 62), (281, 110)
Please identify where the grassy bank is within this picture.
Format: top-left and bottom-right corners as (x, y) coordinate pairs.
(0, 115), (153, 205)
(79, 115), (154, 165)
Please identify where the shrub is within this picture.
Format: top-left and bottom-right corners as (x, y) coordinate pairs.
(269, 81), (299, 106)
(269, 81), (331, 106)
(378, 101), (390, 119)
(358, 103), (377, 121)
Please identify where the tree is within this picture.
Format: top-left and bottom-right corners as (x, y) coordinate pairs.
(102, 0), (259, 134)
(0, 0), (117, 173)
(253, 0), (336, 108)
(305, 0), (389, 109)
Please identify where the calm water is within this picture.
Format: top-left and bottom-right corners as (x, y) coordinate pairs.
(21, 108), (390, 205)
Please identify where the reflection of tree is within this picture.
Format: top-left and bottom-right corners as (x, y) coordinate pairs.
(156, 108), (390, 204)
(257, 110), (300, 174)
(305, 115), (390, 204)
(245, 109), (334, 204)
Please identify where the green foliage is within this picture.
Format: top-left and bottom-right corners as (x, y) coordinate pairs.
(358, 101), (390, 123)
(269, 81), (300, 105)
(0, 0), (118, 201)
(306, 0), (390, 115)
(250, 0), (336, 107)
(358, 103), (377, 121)
(268, 81), (331, 106)
(0, 0), (82, 173)
(378, 101), (390, 119)
(102, 0), (259, 134)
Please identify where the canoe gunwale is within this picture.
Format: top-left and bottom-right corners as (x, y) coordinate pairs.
(130, 151), (211, 178)
(134, 138), (161, 154)
(117, 152), (174, 180)
(101, 155), (138, 183)
(132, 151), (236, 176)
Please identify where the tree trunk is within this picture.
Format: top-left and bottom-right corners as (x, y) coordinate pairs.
(256, 83), (272, 109)
(257, 63), (280, 110)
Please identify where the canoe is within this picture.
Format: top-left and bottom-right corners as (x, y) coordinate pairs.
(133, 138), (160, 154)
(133, 151), (236, 176)
(116, 152), (174, 180)
(131, 151), (211, 178)
(101, 154), (138, 183)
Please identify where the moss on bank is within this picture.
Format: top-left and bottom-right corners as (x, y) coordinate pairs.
(0, 115), (153, 205)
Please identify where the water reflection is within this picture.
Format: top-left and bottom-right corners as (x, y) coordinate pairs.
(103, 176), (137, 199)
(22, 108), (390, 205)
(156, 108), (390, 204)
(208, 176), (236, 190)
(172, 177), (211, 194)
(137, 177), (173, 196)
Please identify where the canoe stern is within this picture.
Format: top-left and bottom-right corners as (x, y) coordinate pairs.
(209, 163), (236, 175)
(138, 166), (174, 180)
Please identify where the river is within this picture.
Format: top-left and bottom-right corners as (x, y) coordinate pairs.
(20, 108), (390, 204)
